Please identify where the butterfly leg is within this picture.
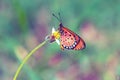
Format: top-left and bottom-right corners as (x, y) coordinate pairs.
(60, 44), (64, 50)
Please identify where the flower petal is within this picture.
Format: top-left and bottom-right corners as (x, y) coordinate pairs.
(56, 39), (60, 45)
(52, 27), (55, 33)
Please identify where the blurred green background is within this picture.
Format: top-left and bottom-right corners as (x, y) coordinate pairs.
(0, 0), (120, 80)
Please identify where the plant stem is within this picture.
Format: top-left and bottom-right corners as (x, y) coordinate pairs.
(13, 40), (47, 80)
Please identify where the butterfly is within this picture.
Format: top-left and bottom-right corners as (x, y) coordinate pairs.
(50, 13), (86, 50)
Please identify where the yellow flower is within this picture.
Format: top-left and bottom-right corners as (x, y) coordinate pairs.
(45, 27), (60, 45)
(51, 27), (60, 45)
(52, 27), (60, 39)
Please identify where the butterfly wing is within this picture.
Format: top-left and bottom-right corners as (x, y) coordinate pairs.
(73, 34), (86, 50)
(59, 23), (86, 50)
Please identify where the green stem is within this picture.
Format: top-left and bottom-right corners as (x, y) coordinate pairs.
(13, 40), (47, 80)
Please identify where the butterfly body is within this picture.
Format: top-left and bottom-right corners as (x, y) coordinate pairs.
(58, 23), (86, 50)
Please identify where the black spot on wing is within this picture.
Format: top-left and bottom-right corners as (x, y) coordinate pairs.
(71, 38), (73, 40)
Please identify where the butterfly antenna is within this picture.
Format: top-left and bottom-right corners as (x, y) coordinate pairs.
(52, 13), (61, 23)
(52, 13), (61, 22)
(58, 12), (62, 23)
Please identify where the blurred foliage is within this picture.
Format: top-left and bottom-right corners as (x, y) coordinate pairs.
(0, 0), (120, 80)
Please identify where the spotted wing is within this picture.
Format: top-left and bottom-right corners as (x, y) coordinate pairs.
(59, 24), (85, 50)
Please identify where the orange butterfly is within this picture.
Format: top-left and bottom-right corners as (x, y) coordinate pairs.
(51, 13), (86, 50)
